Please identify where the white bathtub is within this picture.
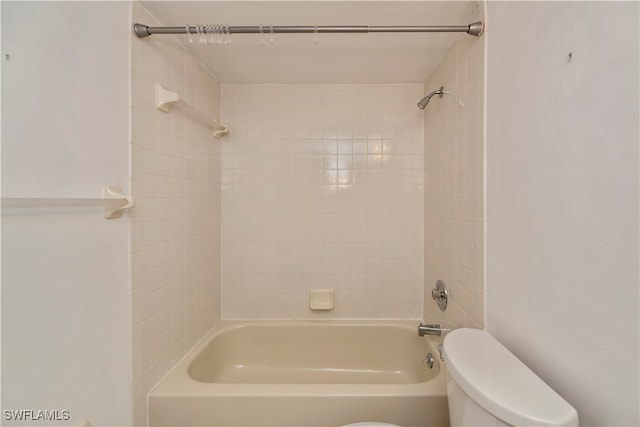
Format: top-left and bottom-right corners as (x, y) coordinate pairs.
(148, 321), (449, 427)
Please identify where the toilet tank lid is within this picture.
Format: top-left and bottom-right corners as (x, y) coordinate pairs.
(443, 328), (579, 427)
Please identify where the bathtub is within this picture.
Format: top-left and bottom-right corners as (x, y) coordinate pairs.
(148, 321), (449, 427)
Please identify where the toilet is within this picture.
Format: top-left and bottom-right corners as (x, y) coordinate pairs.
(342, 328), (578, 427)
(443, 328), (578, 426)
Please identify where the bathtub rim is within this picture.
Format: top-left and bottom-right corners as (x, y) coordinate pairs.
(149, 320), (448, 398)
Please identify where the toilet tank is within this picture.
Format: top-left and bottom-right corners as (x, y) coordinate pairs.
(445, 368), (511, 427)
(443, 328), (579, 427)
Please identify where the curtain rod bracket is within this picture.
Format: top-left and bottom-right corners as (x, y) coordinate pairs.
(467, 21), (484, 36)
(133, 23), (151, 38)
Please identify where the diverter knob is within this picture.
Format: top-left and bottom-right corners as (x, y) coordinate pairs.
(431, 280), (448, 311)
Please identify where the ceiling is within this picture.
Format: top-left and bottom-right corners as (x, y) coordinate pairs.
(140, 1), (478, 83)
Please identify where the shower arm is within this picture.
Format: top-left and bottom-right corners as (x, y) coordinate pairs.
(417, 86), (445, 110)
(133, 22), (484, 38)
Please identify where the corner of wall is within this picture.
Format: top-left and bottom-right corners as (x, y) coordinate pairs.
(130, 2), (222, 424)
(422, 0), (486, 329)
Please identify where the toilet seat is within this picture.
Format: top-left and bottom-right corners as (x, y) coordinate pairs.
(341, 423), (401, 427)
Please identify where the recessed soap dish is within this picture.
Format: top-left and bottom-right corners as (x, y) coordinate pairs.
(310, 289), (334, 310)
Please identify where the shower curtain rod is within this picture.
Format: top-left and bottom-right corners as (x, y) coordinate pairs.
(133, 21), (484, 38)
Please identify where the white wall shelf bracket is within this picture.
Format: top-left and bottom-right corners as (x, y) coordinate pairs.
(103, 185), (135, 219)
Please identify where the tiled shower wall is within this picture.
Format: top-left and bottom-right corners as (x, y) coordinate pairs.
(130, 3), (221, 425)
(422, 2), (485, 328)
(221, 84), (424, 319)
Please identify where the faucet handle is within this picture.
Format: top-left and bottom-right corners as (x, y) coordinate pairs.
(431, 280), (448, 311)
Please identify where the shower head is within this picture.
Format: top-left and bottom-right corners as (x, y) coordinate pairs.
(417, 86), (445, 110)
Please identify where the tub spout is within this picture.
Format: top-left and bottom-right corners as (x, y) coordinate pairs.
(418, 323), (449, 336)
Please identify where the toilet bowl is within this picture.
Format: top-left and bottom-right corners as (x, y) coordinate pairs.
(342, 328), (578, 427)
